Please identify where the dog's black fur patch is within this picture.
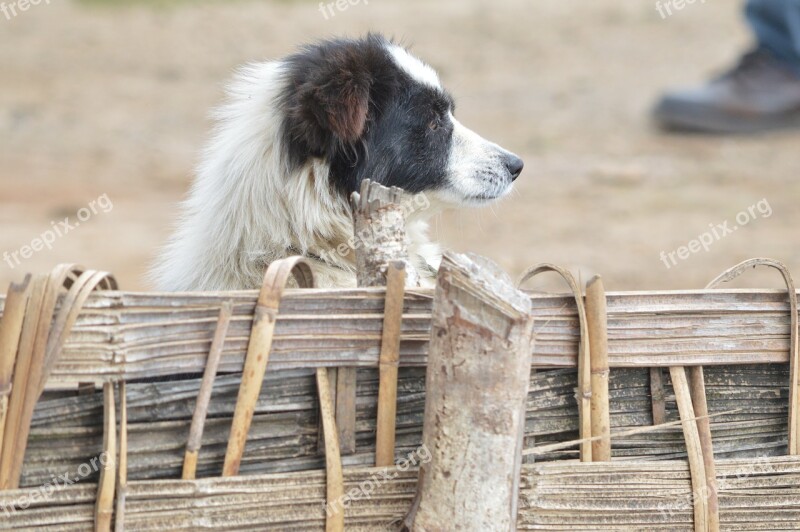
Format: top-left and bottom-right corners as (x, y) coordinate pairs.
(280, 34), (457, 197)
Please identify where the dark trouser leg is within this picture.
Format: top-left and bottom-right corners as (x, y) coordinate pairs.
(746, 0), (800, 76)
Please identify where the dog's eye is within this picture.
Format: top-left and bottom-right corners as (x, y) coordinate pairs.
(428, 118), (441, 131)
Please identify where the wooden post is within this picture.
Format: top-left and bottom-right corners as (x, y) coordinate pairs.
(351, 179), (420, 288)
(404, 252), (532, 531)
(334, 179), (419, 455)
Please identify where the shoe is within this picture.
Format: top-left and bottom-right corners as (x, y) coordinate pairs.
(653, 49), (800, 134)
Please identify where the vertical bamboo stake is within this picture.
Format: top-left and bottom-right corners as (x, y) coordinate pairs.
(687, 366), (719, 532)
(0, 276), (31, 462)
(346, 179), (420, 456)
(518, 263), (592, 462)
(705, 258), (799, 454)
(405, 252), (532, 531)
(669, 366), (710, 532)
(0, 275), (46, 490)
(223, 258), (313, 477)
(316, 368), (344, 532)
(586, 276), (611, 461)
(95, 382), (117, 532)
(115, 382), (127, 532)
(333, 370), (356, 455)
(183, 302), (233, 480)
(650, 368), (667, 425)
(375, 262), (406, 467)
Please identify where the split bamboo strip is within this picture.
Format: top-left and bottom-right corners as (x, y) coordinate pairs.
(0, 275), (46, 490)
(519, 264), (592, 462)
(95, 382), (116, 532)
(586, 275), (611, 461)
(525, 408), (739, 456)
(13, 362), (793, 488)
(650, 368), (667, 425)
(8, 267), (75, 489)
(687, 366), (719, 531)
(182, 302), (233, 480)
(669, 366), (712, 532)
(222, 257), (313, 477)
(316, 368), (344, 532)
(3, 288), (800, 387)
(374, 262), (405, 467)
(83, 456), (800, 530)
(115, 382), (127, 532)
(333, 370), (356, 455)
(521, 457), (800, 531)
(37, 269), (117, 396)
(12, 457), (800, 532)
(4, 267), (116, 491)
(0, 483), (98, 530)
(0, 276), (31, 463)
(706, 258), (800, 455)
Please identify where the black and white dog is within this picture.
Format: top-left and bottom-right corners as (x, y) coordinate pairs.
(152, 34), (523, 290)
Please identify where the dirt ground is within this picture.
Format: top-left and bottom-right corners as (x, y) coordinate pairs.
(1, 0), (798, 292)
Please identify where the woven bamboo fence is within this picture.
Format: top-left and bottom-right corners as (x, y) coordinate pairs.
(1, 182), (799, 530)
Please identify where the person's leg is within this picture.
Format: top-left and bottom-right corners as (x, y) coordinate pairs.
(652, 0), (800, 133)
(746, 0), (800, 76)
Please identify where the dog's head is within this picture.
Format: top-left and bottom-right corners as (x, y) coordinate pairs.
(281, 34), (523, 208)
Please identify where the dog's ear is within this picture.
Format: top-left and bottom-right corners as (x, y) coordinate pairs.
(287, 47), (373, 154)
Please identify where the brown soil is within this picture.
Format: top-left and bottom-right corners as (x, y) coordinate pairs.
(1, 0), (798, 291)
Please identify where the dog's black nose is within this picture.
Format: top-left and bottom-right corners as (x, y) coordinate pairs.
(505, 154), (524, 181)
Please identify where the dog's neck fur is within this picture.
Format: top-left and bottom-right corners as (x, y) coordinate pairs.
(152, 61), (441, 291)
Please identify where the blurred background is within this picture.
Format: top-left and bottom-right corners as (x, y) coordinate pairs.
(1, 0), (797, 291)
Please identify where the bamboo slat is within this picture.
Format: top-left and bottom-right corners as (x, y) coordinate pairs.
(2, 288), (800, 388)
(10, 457), (796, 531)
(374, 263), (405, 467)
(182, 302), (232, 480)
(11, 363), (790, 489)
(586, 276), (611, 462)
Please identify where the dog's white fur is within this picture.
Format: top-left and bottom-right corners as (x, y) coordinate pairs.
(152, 43), (515, 291)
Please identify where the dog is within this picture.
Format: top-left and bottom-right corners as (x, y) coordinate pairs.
(151, 34), (523, 290)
